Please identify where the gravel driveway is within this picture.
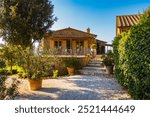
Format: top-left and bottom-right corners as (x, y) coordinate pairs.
(15, 75), (131, 100)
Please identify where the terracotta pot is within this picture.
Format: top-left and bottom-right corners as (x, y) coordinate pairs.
(67, 67), (75, 75)
(106, 66), (114, 74)
(28, 79), (42, 90)
(92, 46), (96, 49)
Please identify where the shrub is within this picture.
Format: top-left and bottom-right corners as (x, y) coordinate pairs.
(90, 44), (96, 49)
(22, 73), (28, 78)
(0, 76), (20, 99)
(53, 70), (58, 78)
(113, 36), (123, 84)
(125, 9), (150, 99)
(18, 72), (23, 78)
(58, 67), (68, 76)
(31, 71), (42, 80)
(102, 51), (114, 66)
(0, 46), (17, 72)
(0, 60), (6, 69)
(64, 57), (82, 70)
(12, 69), (18, 74)
(113, 7), (150, 99)
(7, 71), (12, 75)
(0, 69), (7, 75)
(118, 32), (130, 87)
(15, 46), (62, 79)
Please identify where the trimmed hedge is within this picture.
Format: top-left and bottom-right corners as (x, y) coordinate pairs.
(113, 8), (150, 99)
(113, 33), (129, 87)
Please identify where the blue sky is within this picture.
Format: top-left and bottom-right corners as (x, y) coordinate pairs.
(51, 0), (150, 43)
(0, 0), (150, 44)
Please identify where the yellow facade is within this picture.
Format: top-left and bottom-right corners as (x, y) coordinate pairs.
(42, 27), (97, 55)
(62, 40), (66, 49)
(84, 40), (88, 48)
(49, 39), (54, 48)
(47, 39), (91, 50)
(72, 40), (75, 48)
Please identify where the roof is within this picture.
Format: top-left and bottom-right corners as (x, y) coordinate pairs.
(116, 14), (141, 27)
(46, 27), (97, 38)
(96, 39), (107, 43)
(105, 44), (112, 46)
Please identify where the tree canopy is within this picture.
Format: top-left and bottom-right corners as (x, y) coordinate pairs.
(0, 0), (56, 47)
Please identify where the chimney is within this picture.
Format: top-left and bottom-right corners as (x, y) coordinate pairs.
(87, 27), (90, 33)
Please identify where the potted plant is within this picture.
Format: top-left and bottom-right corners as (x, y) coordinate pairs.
(102, 51), (114, 74)
(15, 46), (52, 90)
(20, 54), (45, 90)
(28, 71), (43, 90)
(90, 44), (97, 58)
(90, 44), (97, 49)
(64, 57), (81, 75)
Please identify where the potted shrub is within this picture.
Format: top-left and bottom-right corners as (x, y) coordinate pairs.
(90, 44), (96, 49)
(16, 48), (44, 90)
(64, 57), (81, 75)
(21, 54), (44, 90)
(28, 71), (43, 90)
(15, 46), (61, 90)
(90, 44), (97, 58)
(102, 51), (114, 74)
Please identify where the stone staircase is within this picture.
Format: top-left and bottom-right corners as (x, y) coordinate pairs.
(78, 56), (114, 77)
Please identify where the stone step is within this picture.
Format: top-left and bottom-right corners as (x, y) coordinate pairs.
(90, 60), (102, 63)
(78, 69), (104, 76)
(78, 69), (103, 74)
(77, 57), (106, 76)
(78, 69), (115, 77)
(87, 63), (103, 67)
(83, 67), (106, 71)
(90, 61), (103, 64)
(91, 59), (102, 62)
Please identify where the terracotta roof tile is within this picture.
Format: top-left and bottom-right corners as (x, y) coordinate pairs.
(46, 27), (97, 38)
(116, 14), (142, 27)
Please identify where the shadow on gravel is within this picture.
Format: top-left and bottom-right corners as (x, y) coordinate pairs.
(36, 88), (107, 100)
(15, 76), (131, 100)
(39, 88), (61, 93)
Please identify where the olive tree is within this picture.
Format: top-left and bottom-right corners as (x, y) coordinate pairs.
(0, 0), (56, 47)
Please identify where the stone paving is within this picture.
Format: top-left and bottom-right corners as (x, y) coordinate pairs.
(14, 57), (131, 100)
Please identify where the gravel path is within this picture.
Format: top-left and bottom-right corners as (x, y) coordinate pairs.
(15, 75), (131, 100)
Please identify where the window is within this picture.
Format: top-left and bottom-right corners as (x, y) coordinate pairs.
(66, 40), (71, 49)
(76, 41), (84, 49)
(54, 41), (62, 49)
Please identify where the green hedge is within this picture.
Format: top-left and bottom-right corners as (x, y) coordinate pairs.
(113, 8), (150, 99)
(113, 33), (129, 87)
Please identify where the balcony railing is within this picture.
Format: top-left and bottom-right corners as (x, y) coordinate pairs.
(55, 48), (91, 55)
